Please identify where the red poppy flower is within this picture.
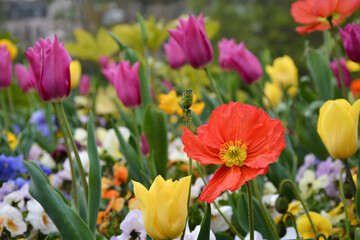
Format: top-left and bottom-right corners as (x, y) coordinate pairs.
(182, 102), (286, 203)
(291, 0), (360, 34)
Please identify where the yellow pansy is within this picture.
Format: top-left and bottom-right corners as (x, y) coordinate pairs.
(263, 82), (283, 108)
(317, 99), (360, 159)
(346, 60), (360, 72)
(275, 201), (302, 223)
(70, 60), (82, 88)
(266, 55), (298, 97)
(0, 39), (18, 59)
(158, 90), (205, 116)
(297, 212), (332, 239)
(133, 175), (191, 240)
(4, 131), (18, 151)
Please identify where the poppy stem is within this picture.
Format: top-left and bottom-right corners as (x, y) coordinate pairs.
(328, 20), (347, 98)
(53, 103), (79, 212)
(339, 166), (351, 240)
(252, 179), (280, 240)
(284, 212), (301, 240)
(344, 159), (356, 197)
(204, 68), (224, 105)
(246, 182), (255, 240)
(57, 102), (88, 205)
(279, 179), (317, 236)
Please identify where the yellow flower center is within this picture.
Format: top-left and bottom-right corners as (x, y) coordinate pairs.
(219, 140), (247, 167)
(7, 219), (17, 232)
(4, 164), (8, 168)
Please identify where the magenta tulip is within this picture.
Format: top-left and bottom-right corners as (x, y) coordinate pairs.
(99, 56), (110, 69)
(0, 46), (12, 88)
(14, 64), (35, 93)
(340, 23), (360, 63)
(218, 38), (262, 84)
(109, 61), (141, 108)
(25, 35), (71, 102)
(79, 74), (90, 96)
(330, 58), (351, 88)
(164, 38), (186, 69)
(141, 133), (150, 155)
(101, 62), (117, 85)
(168, 13), (213, 69)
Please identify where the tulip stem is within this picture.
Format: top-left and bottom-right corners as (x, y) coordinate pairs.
(6, 88), (14, 114)
(329, 19), (347, 98)
(340, 166), (351, 240)
(53, 103), (79, 211)
(252, 179), (280, 240)
(205, 68), (224, 105)
(279, 179), (317, 236)
(246, 182), (255, 240)
(57, 102), (88, 204)
(0, 90), (9, 133)
(344, 159), (356, 197)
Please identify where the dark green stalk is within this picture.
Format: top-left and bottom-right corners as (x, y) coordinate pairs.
(204, 68), (224, 105)
(344, 159), (356, 197)
(339, 166), (351, 240)
(246, 182), (254, 240)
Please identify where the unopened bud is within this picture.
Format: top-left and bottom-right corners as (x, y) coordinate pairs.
(276, 221), (287, 238)
(275, 196), (289, 214)
(182, 89), (193, 109)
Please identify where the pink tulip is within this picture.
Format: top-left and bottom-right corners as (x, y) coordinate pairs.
(218, 38), (262, 84)
(164, 38), (186, 69)
(25, 35), (71, 102)
(330, 58), (351, 88)
(14, 64), (35, 93)
(110, 61), (141, 108)
(99, 56), (110, 69)
(79, 74), (90, 96)
(101, 62), (117, 85)
(0, 46), (12, 88)
(168, 13), (213, 69)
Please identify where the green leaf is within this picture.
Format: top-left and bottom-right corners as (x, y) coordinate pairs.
(197, 203), (211, 240)
(111, 121), (150, 187)
(35, 132), (55, 153)
(139, 63), (153, 107)
(24, 161), (95, 240)
(106, 30), (128, 51)
(137, 14), (149, 44)
(355, 227), (360, 240)
(305, 50), (333, 101)
(87, 113), (102, 235)
(143, 105), (168, 179)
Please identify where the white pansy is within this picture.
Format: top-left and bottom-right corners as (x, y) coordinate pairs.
(39, 153), (56, 169)
(102, 127), (130, 160)
(191, 177), (205, 199)
(111, 209), (146, 240)
(63, 150), (90, 175)
(26, 199), (57, 234)
(210, 204), (232, 233)
(174, 224), (216, 240)
(262, 193), (281, 219)
(74, 128), (88, 146)
(263, 181), (278, 195)
(0, 203), (27, 237)
(3, 184), (30, 210)
(299, 169), (329, 200)
(168, 137), (187, 162)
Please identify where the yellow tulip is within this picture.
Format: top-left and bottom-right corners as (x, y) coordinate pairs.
(297, 212), (332, 239)
(263, 82), (283, 108)
(266, 55), (298, 97)
(0, 39), (18, 59)
(70, 60), (82, 88)
(133, 175), (191, 240)
(317, 99), (360, 159)
(346, 60), (360, 72)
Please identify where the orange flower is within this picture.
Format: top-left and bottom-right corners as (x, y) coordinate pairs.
(291, 0), (360, 34)
(102, 189), (120, 199)
(182, 102), (286, 203)
(113, 164), (128, 185)
(351, 79), (360, 98)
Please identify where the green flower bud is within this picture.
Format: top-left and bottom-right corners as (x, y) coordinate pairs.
(275, 196), (289, 214)
(276, 221), (287, 238)
(182, 89), (193, 109)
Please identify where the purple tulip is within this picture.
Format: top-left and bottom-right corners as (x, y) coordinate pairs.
(330, 58), (351, 88)
(0, 46), (12, 88)
(164, 38), (186, 69)
(141, 133), (150, 155)
(25, 35), (71, 102)
(218, 38), (262, 84)
(110, 61), (141, 108)
(14, 64), (35, 93)
(168, 13), (213, 69)
(79, 74), (90, 96)
(339, 23), (360, 62)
